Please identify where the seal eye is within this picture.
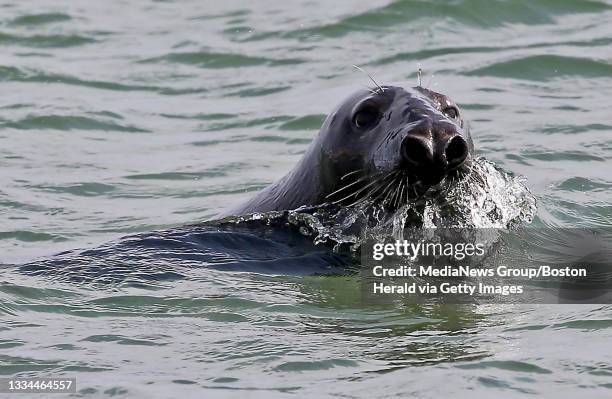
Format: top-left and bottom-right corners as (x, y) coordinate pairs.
(353, 107), (379, 129)
(442, 106), (459, 119)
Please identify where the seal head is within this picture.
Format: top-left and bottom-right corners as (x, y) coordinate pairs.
(229, 85), (473, 215)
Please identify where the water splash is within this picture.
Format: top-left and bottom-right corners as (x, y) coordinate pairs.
(421, 157), (537, 228)
(220, 157), (537, 251)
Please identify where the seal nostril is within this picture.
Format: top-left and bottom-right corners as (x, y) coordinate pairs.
(401, 136), (433, 167)
(445, 136), (468, 168)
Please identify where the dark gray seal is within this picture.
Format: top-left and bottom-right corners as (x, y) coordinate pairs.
(228, 85), (473, 216)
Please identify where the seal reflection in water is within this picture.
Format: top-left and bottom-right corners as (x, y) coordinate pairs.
(230, 85), (473, 216)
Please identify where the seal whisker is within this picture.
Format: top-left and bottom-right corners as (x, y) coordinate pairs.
(343, 173), (391, 207)
(378, 172), (397, 206)
(358, 171), (399, 206)
(340, 169), (364, 181)
(393, 177), (404, 209)
(396, 175), (406, 208)
(393, 175), (403, 208)
(386, 173), (402, 207)
(345, 188), (378, 208)
(401, 175), (409, 205)
(368, 172), (398, 204)
(332, 173), (386, 205)
(396, 179), (404, 209)
(386, 174), (402, 209)
(326, 172), (381, 200)
(352, 65), (384, 94)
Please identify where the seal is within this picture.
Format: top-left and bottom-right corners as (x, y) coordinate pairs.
(228, 84), (473, 216)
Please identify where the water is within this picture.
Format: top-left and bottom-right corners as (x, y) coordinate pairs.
(1, 0), (611, 397)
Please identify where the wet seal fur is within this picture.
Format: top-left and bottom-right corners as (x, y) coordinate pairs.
(229, 85), (473, 216)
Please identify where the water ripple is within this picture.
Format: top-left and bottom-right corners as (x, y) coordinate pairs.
(1, 115), (149, 132)
(8, 13), (73, 26)
(141, 51), (305, 68)
(466, 54), (612, 80)
(0, 31), (95, 48)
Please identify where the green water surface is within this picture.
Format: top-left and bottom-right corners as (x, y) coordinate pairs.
(1, 0), (611, 398)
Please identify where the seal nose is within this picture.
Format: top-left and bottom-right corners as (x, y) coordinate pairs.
(444, 135), (469, 169)
(401, 136), (433, 168)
